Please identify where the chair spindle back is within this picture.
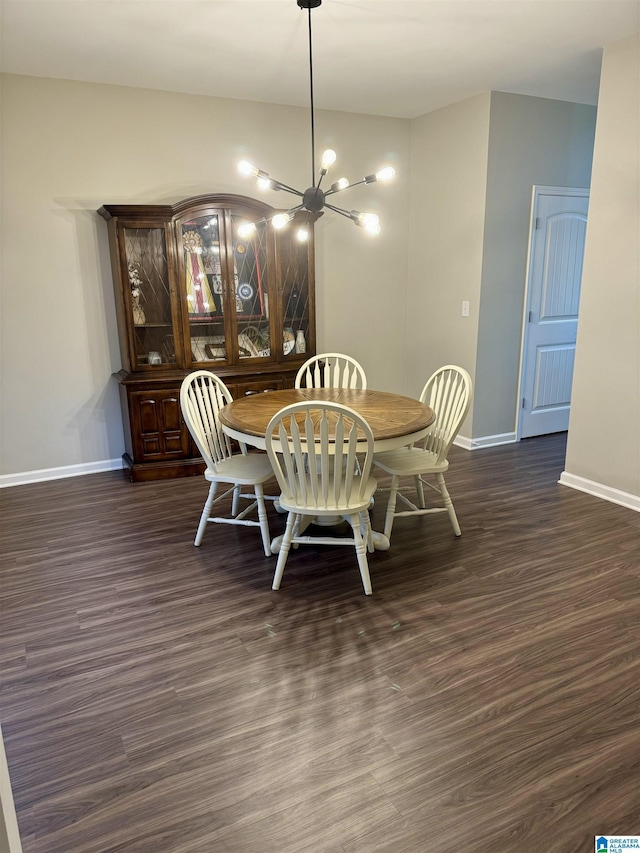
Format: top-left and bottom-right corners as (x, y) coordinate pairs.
(266, 402), (374, 511)
(295, 353), (367, 390)
(180, 370), (234, 468)
(419, 365), (472, 462)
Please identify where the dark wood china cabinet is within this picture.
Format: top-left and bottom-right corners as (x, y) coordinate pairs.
(99, 194), (315, 481)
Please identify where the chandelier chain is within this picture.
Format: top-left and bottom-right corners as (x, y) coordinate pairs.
(306, 5), (316, 188)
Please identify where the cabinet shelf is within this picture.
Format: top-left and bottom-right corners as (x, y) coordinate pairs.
(134, 322), (172, 329)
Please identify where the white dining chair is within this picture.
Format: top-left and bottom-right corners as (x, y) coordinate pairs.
(265, 401), (378, 595)
(373, 365), (472, 542)
(180, 370), (275, 556)
(295, 353), (367, 390)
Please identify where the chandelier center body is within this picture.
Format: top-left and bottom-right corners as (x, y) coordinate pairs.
(303, 186), (326, 213)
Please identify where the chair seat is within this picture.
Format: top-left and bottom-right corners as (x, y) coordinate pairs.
(373, 446), (449, 475)
(277, 475), (378, 515)
(205, 453), (274, 485)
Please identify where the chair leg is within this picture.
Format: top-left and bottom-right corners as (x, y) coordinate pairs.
(254, 483), (272, 557)
(348, 514), (372, 595)
(383, 475), (400, 540)
(359, 510), (375, 554)
(272, 512), (297, 590)
(194, 482), (217, 546)
(437, 472), (461, 536)
(231, 484), (241, 516)
(415, 475), (426, 508)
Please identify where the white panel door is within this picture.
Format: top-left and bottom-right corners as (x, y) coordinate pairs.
(519, 188), (589, 439)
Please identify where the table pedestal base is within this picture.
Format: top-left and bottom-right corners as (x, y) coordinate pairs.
(370, 531), (390, 551)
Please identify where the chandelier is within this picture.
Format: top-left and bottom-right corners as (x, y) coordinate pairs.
(237, 0), (395, 243)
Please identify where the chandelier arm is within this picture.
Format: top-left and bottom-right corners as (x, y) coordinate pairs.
(325, 179), (367, 199)
(323, 202), (354, 220)
(270, 181), (305, 197)
(324, 186), (349, 198)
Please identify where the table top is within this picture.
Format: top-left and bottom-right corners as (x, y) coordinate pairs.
(219, 388), (435, 442)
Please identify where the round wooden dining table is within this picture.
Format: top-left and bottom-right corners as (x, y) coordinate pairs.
(219, 387), (435, 452)
(219, 387), (435, 552)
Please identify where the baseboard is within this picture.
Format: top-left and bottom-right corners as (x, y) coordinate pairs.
(558, 472), (640, 512)
(0, 458), (124, 489)
(454, 432), (517, 451)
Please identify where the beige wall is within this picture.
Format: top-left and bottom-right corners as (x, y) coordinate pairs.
(406, 93), (491, 439)
(0, 75), (410, 477)
(476, 92), (597, 438)
(406, 91), (596, 444)
(307, 109), (412, 392)
(564, 34), (640, 500)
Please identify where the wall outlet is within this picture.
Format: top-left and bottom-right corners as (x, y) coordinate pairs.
(462, 300), (470, 317)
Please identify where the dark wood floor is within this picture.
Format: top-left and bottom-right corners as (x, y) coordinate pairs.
(1, 433), (639, 853)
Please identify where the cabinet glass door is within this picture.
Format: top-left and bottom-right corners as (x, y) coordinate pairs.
(124, 226), (175, 368)
(280, 227), (311, 358)
(181, 214), (226, 363)
(231, 214), (271, 360)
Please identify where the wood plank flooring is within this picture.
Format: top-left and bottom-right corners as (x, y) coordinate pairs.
(1, 433), (639, 853)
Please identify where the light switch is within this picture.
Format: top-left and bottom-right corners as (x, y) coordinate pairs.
(462, 300), (470, 317)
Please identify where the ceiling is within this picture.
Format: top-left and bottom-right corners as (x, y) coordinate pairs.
(1, 1), (638, 119)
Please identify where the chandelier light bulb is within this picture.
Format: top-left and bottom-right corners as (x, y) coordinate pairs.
(351, 211), (380, 234)
(331, 178), (349, 192)
(272, 213), (291, 229)
(256, 176), (272, 191)
(237, 221), (257, 239)
(362, 213), (380, 234)
(320, 149), (337, 170)
(238, 160), (259, 177)
(375, 166), (396, 182)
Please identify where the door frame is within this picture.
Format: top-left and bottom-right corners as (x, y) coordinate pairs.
(515, 185), (590, 440)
